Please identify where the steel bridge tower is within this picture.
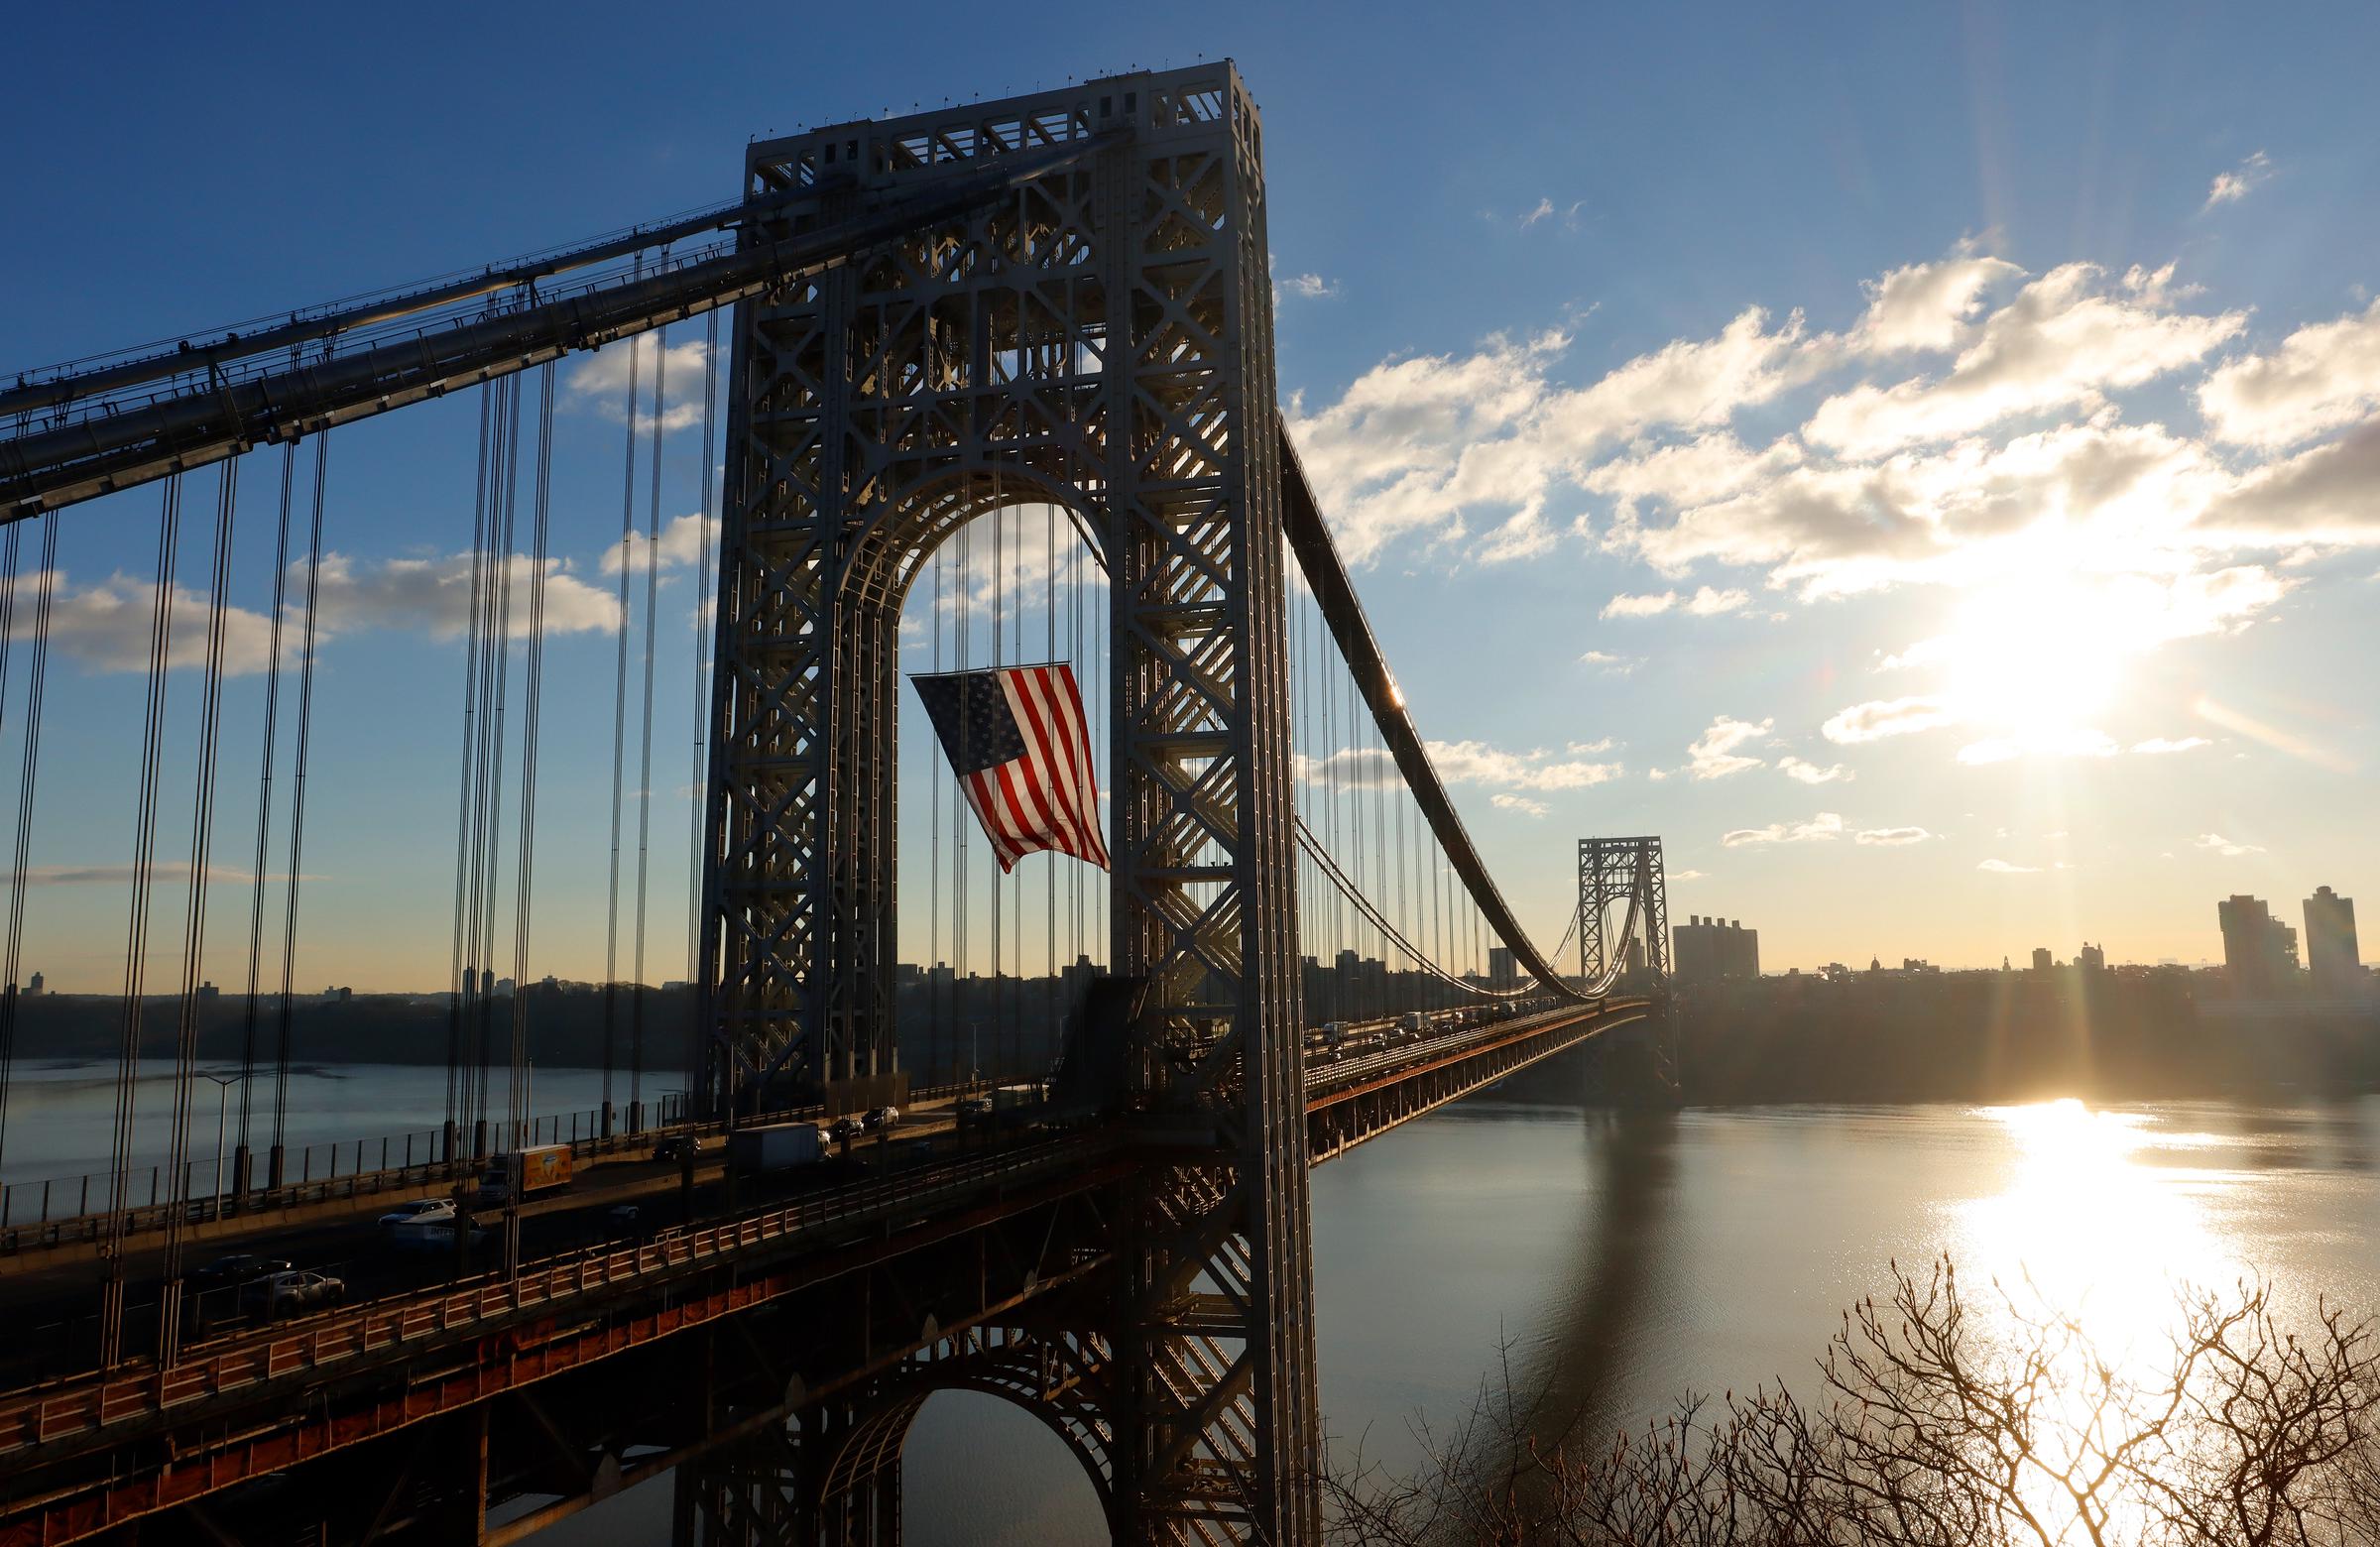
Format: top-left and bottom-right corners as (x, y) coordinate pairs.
(1578, 836), (1669, 985)
(696, 63), (1318, 1544)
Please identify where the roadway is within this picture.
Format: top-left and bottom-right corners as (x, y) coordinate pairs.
(0, 1104), (977, 1391)
(0, 1002), (1636, 1398)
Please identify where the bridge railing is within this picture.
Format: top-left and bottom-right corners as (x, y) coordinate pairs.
(0, 1130), (1108, 1456)
(0, 1083), (976, 1256)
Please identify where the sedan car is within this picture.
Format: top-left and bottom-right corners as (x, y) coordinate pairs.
(188, 1253), (293, 1290)
(377, 1198), (454, 1230)
(241, 1269), (347, 1319)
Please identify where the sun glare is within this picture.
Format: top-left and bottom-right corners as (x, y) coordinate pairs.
(1938, 581), (2128, 740)
(1955, 1099), (2236, 1350)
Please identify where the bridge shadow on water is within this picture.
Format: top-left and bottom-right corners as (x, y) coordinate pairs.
(1474, 1046), (1685, 1482)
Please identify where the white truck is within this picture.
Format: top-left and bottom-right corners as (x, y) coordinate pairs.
(728, 1121), (829, 1175)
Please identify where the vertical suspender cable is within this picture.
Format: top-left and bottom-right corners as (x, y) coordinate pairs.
(1045, 502), (1056, 1047)
(159, 460), (239, 1362)
(988, 483), (1002, 1081)
(686, 310), (719, 1105)
(271, 430), (328, 1180)
(471, 377), (523, 1143)
(0, 524), (17, 1159)
(630, 322), (668, 1129)
(99, 471), (182, 1368)
(928, 548), (942, 1084)
(503, 363), (556, 1276)
(952, 516), (970, 1081)
(0, 514), (57, 1173)
(601, 313), (643, 1135)
(233, 440), (297, 1194)
(1009, 501), (1021, 1072)
(446, 389), (496, 1154)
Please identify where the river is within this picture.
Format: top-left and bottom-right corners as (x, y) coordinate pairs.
(8, 1064), (2376, 1542)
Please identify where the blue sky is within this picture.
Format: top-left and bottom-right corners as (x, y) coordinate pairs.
(4, 2), (2378, 990)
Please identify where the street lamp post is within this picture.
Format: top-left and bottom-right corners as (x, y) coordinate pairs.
(198, 1071), (241, 1222)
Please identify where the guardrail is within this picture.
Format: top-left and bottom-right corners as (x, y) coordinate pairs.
(0, 1130), (1104, 1456)
(0, 1082), (976, 1256)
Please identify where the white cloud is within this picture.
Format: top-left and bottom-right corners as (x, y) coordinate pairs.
(1601, 591), (1677, 619)
(2199, 298), (2380, 448)
(1519, 197), (1555, 229)
(563, 334), (716, 432)
(44, 572), (281, 677)
(1777, 756), (1851, 784)
(1490, 792), (1549, 817)
(1805, 264), (2245, 458)
(1823, 696), (1959, 744)
(2132, 736), (2211, 755)
(1577, 651), (1638, 672)
(1722, 811), (1844, 847)
(1977, 858), (2041, 874)
(1288, 304), (1822, 565)
(38, 547), (621, 679)
(1279, 272), (1340, 300)
(2202, 151), (2273, 212)
(312, 550), (622, 641)
(1309, 739), (1621, 793)
(1955, 728), (2119, 765)
(1566, 737), (1616, 755)
(2195, 831), (2264, 857)
(1426, 739), (1622, 790)
(1849, 252), (2026, 355)
(601, 512), (719, 576)
(0, 859), (315, 888)
(1669, 868), (1706, 881)
(1854, 826), (1935, 846)
(1684, 584), (1748, 615)
(1687, 716), (1772, 780)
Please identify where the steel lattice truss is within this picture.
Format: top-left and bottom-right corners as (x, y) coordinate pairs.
(1578, 836), (1671, 986)
(703, 64), (1319, 1543)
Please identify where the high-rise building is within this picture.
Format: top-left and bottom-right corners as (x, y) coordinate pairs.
(1673, 915), (1758, 984)
(2078, 942), (2105, 972)
(1488, 946), (1517, 990)
(2031, 947), (2053, 973)
(2218, 894), (2300, 997)
(2305, 887), (2362, 997)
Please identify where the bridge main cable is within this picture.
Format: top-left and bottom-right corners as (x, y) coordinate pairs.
(1278, 429), (1599, 1002)
(0, 131), (1123, 520)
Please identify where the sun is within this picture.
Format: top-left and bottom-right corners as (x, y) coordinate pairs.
(1934, 577), (2130, 743)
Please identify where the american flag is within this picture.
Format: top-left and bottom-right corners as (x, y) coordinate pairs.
(911, 663), (1110, 874)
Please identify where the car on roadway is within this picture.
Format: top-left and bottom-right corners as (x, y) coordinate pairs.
(188, 1253), (293, 1291)
(954, 1096), (994, 1129)
(377, 1198), (455, 1231)
(241, 1269), (346, 1320)
(653, 1134), (699, 1163)
(828, 1115), (865, 1142)
(863, 1106), (900, 1132)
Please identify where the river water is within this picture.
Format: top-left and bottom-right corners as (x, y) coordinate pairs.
(8, 1065), (2376, 1542)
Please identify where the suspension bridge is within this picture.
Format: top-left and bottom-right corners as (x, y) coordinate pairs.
(0, 63), (1671, 1546)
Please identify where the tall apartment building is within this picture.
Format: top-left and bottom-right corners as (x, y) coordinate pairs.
(1674, 915), (1758, 985)
(2218, 894), (2300, 996)
(2305, 887), (2362, 997)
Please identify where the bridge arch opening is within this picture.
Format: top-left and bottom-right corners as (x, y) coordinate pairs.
(902, 1388), (1110, 1543)
(887, 485), (1114, 1092)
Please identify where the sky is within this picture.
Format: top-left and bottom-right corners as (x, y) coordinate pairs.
(3, 2), (2378, 992)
